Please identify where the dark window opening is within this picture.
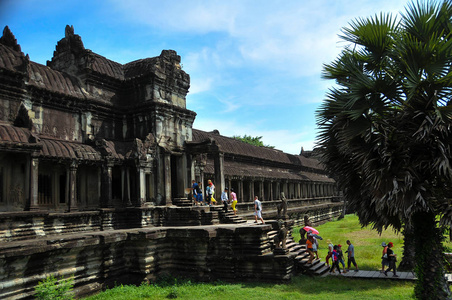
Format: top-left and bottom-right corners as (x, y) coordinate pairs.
(59, 174), (66, 203)
(112, 167), (122, 200)
(38, 174), (52, 205)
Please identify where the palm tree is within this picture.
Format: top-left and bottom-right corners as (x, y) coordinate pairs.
(316, 1), (452, 298)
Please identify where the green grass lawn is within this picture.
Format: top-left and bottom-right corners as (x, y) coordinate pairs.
(293, 214), (405, 271)
(84, 214), (437, 299)
(292, 214), (452, 271)
(84, 276), (416, 300)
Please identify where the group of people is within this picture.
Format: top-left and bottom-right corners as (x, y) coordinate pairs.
(191, 180), (239, 215)
(324, 240), (359, 274)
(191, 179), (265, 224)
(322, 239), (398, 277)
(192, 179), (218, 207)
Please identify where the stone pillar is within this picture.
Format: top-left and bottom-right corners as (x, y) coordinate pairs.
(238, 179), (243, 203)
(68, 161), (78, 212)
(250, 180), (254, 201)
(260, 180), (265, 201)
(137, 165), (146, 206)
(121, 166), (132, 206)
(101, 162), (113, 207)
(164, 153), (172, 205)
(177, 154), (188, 198)
(213, 152), (224, 202)
(29, 155), (39, 211)
(268, 181), (273, 201)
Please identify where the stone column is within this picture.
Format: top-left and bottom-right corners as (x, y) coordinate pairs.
(213, 152), (225, 202)
(260, 180), (265, 201)
(29, 155), (39, 211)
(250, 180), (254, 201)
(68, 161), (78, 212)
(121, 166), (131, 206)
(137, 165), (146, 206)
(268, 181), (273, 201)
(164, 153), (172, 205)
(101, 162), (113, 207)
(238, 179), (244, 203)
(177, 154), (188, 198)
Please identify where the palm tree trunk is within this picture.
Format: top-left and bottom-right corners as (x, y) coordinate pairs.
(398, 223), (415, 271)
(412, 211), (450, 299)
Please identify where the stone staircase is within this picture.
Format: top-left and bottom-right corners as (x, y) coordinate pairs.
(213, 207), (247, 224)
(173, 197), (193, 207)
(290, 240), (330, 276)
(267, 228), (330, 277)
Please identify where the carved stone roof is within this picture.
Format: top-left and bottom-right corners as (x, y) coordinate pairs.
(28, 61), (88, 98)
(203, 159), (334, 182)
(89, 52), (125, 80)
(39, 138), (101, 161)
(0, 43), (24, 72)
(0, 122), (40, 152)
(191, 129), (323, 171)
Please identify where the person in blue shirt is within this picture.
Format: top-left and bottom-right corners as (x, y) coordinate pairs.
(346, 240), (359, 272)
(221, 188), (229, 212)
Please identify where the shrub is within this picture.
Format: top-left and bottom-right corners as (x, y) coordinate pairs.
(35, 274), (75, 300)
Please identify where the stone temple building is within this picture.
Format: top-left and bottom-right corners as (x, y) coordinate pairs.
(0, 26), (342, 299)
(0, 25), (336, 213)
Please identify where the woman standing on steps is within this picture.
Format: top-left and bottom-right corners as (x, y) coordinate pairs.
(306, 236), (315, 264)
(230, 188), (238, 215)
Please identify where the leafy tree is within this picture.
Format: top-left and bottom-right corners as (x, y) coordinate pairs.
(232, 135), (274, 148)
(316, 1), (452, 298)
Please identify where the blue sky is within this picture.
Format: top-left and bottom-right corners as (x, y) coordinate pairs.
(0, 0), (407, 154)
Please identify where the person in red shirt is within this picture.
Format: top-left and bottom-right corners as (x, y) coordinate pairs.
(306, 236), (315, 264)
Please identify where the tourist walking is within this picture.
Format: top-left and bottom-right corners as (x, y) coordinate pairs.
(346, 240), (359, 272)
(221, 187), (229, 212)
(254, 195), (265, 224)
(384, 242), (399, 277)
(326, 239), (334, 266)
(207, 180), (216, 205)
(230, 188), (238, 215)
(337, 244), (346, 273)
(206, 182), (212, 206)
(381, 242), (389, 273)
(192, 180), (199, 205)
(306, 236), (315, 264)
(312, 235), (319, 259)
(329, 245), (341, 274)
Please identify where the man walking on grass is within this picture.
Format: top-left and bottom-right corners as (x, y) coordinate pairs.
(346, 240), (359, 272)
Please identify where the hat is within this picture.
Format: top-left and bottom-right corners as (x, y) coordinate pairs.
(388, 242), (394, 247)
(337, 244), (342, 247)
(382, 242), (387, 247)
(225, 187), (228, 190)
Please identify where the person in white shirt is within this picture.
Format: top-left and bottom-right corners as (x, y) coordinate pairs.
(221, 188), (229, 212)
(254, 195), (265, 224)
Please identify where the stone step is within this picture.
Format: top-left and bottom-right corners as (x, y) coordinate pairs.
(309, 261), (327, 272)
(295, 253), (309, 261)
(288, 244), (304, 252)
(315, 264), (330, 275)
(300, 258), (321, 266)
(233, 220), (247, 224)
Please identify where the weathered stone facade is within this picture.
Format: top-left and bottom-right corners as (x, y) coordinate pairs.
(0, 25), (342, 299)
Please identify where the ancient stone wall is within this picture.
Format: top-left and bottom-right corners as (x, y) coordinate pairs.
(0, 223), (296, 299)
